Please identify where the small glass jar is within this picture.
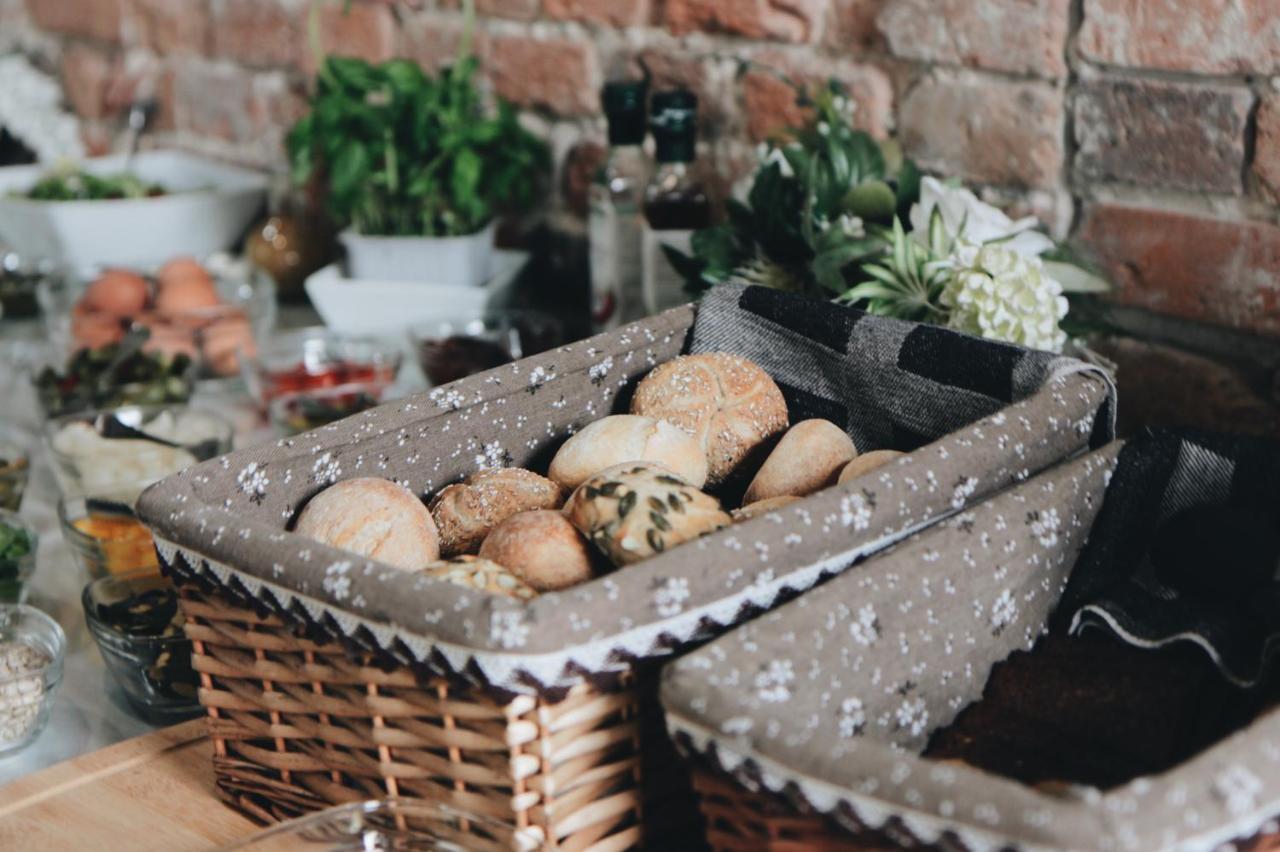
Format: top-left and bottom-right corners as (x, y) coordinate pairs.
(0, 604), (66, 756)
(82, 570), (200, 723)
(0, 510), (37, 604)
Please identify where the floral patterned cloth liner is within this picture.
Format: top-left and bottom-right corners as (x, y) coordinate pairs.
(138, 301), (1111, 696)
(661, 444), (1280, 851)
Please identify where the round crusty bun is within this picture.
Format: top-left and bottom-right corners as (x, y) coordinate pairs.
(479, 510), (595, 592)
(838, 449), (905, 484)
(744, 419), (857, 504)
(547, 414), (708, 491)
(294, 477), (439, 571)
(430, 468), (564, 557)
(631, 352), (788, 486)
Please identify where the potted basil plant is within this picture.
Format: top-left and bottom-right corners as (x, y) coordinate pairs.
(287, 52), (549, 285)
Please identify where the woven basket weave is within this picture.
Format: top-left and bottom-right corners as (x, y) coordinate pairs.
(177, 585), (646, 851)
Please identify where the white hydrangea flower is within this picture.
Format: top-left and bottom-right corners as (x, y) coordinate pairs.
(940, 243), (1068, 353)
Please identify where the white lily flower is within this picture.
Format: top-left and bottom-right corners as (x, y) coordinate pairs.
(910, 176), (1055, 259)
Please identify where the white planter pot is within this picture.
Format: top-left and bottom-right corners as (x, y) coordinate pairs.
(340, 222), (495, 287)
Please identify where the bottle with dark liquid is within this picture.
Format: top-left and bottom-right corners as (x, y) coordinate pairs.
(588, 80), (649, 331)
(642, 89), (710, 315)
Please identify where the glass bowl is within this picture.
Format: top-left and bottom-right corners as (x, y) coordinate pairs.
(268, 382), (392, 437)
(0, 604), (66, 756)
(29, 333), (198, 420)
(408, 309), (563, 388)
(35, 257), (276, 380)
(219, 798), (515, 851)
(82, 570), (200, 723)
(44, 404), (233, 499)
(58, 494), (160, 580)
(0, 510), (37, 604)
(241, 327), (403, 408)
(0, 421), (34, 512)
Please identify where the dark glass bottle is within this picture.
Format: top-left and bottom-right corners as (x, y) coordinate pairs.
(642, 89), (710, 315)
(588, 80), (650, 331)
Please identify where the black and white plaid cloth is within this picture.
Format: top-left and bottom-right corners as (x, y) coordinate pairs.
(690, 283), (1115, 454)
(1059, 428), (1280, 686)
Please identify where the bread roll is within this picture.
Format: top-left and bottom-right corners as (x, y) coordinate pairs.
(631, 352), (788, 486)
(431, 468), (564, 557)
(548, 415), (708, 490)
(838, 449), (905, 484)
(744, 420), (857, 504)
(295, 477), (439, 571)
(565, 462), (730, 566)
(732, 495), (801, 523)
(423, 555), (536, 600)
(479, 510), (594, 592)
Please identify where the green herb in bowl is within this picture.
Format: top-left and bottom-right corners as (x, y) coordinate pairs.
(34, 330), (196, 418)
(21, 170), (167, 201)
(0, 512), (36, 604)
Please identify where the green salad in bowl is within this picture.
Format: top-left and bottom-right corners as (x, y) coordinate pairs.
(21, 168), (167, 201)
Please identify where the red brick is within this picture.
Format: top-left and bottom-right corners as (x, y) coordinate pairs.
(308, 1), (397, 71)
(398, 16), (466, 72)
(1255, 95), (1280, 202)
(825, 0), (887, 52)
(664, 0), (826, 43)
(1077, 204), (1280, 336)
(211, 0), (303, 68)
(742, 53), (893, 141)
(171, 63), (298, 146)
(61, 45), (116, 120)
(1078, 0), (1280, 74)
(483, 35), (597, 116)
(878, 0), (1070, 77)
(440, 0), (540, 21)
(899, 71), (1063, 189)
(1073, 78), (1250, 195)
(127, 0), (209, 55)
(26, 0), (124, 42)
(545, 0), (650, 27)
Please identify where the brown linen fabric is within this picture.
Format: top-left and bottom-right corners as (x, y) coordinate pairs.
(662, 444), (1280, 851)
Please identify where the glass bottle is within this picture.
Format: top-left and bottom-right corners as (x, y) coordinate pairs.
(642, 89), (710, 316)
(245, 172), (334, 303)
(588, 80), (650, 331)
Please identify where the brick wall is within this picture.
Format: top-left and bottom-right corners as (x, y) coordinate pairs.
(4, 0), (1280, 341)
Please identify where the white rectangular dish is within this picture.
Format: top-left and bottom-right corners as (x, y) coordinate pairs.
(0, 150), (268, 273)
(303, 248), (529, 336)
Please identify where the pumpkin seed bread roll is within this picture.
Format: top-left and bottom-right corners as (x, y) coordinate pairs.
(564, 462), (730, 567)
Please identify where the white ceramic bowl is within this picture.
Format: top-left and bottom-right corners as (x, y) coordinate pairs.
(0, 151), (267, 273)
(304, 248), (528, 337)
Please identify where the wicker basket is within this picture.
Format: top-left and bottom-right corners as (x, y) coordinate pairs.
(178, 584), (646, 852)
(140, 290), (1113, 848)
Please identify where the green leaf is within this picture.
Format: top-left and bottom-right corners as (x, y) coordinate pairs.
(329, 142), (370, 200)
(894, 158), (921, 222)
(1042, 260), (1111, 293)
(842, 180), (897, 222)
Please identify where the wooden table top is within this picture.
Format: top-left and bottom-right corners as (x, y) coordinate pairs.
(0, 719), (259, 851)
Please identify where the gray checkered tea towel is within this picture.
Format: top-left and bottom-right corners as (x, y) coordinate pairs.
(1058, 428), (1280, 687)
(690, 283), (1116, 454)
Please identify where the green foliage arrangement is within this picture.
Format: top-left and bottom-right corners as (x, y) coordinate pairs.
(668, 80), (1109, 353)
(287, 24), (549, 237)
